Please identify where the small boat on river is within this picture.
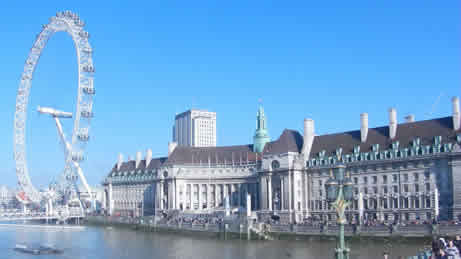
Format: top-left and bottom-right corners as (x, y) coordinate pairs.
(13, 243), (63, 255)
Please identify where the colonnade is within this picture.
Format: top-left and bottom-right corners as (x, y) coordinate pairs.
(156, 180), (258, 212)
(259, 170), (309, 214)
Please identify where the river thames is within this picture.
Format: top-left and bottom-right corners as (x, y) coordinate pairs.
(0, 225), (429, 259)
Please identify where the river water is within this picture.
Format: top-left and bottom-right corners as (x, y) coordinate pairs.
(0, 225), (430, 259)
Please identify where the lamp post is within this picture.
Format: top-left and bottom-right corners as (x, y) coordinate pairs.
(325, 164), (354, 259)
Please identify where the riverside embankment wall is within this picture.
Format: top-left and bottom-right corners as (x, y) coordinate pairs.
(85, 216), (461, 239)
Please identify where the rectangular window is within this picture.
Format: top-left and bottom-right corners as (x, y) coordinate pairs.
(425, 183), (430, 192)
(403, 174), (408, 182)
(364, 187), (368, 194)
(354, 187), (359, 195)
(373, 187), (378, 194)
(372, 176), (377, 184)
(353, 177), (358, 184)
(363, 176), (368, 184)
(382, 175), (388, 184)
(393, 174), (398, 183)
(414, 173), (419, 182)
(414, 184), (419, 192)
(393, 186), (398, 193)
(404, 184), (409, 193)
(424, 171), (430, 181)
(383, 186), (388, 194)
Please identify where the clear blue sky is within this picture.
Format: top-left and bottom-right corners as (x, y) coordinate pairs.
(0, 1), (459, 189)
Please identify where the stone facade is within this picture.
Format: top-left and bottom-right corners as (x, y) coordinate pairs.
(103, 101), (461, 224)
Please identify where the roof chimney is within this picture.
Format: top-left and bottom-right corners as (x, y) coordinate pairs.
(117, 153), (123, 170)
(404, 114), (415, 123)
(360, 113), (368, 143)
(301, 119), (315, 160)
(135, 151), (142, 168)
(389, 108), (397, 139)
(145, 149), (152, 168)
(168, 142), (177, 156)
(453, 97), (460, 131)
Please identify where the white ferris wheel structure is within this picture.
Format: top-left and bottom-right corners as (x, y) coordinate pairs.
(13, 11), (94, 211)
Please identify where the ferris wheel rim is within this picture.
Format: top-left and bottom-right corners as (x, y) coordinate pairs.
(13, 11), (94, 204)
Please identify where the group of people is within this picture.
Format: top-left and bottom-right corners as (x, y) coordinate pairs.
(160, 213), (225, 225)
(431, 236), (461, 259)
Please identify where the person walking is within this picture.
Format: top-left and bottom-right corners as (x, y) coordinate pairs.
(438, 248), (448, 259)
(445, 240), (461, 259)
(454, 235), (461, 252)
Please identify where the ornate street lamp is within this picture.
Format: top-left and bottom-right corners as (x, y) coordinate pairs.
(325, 164), (354, 259)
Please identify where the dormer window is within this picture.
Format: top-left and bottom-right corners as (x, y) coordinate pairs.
(272, 160), (280, 170)
(336, 148), (343, 159)
(318, 150), (326, 158)
(412, 138), (421, 147)
(372, 144), (380, 152)
(353, 146), (360, 154)
(434, 136), (442, 145)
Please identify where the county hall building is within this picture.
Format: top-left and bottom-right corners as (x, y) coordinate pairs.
(103, 97), (461, 224)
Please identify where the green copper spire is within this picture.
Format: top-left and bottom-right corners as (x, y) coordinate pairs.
(253, 105), (270, 153)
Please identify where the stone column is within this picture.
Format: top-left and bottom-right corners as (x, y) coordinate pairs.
(214, 184), (218, 208)
(160, 182), (164, 210)
(108, 183), (113, 215)
(198, 184), (202, 210)
(268, 175), (273, 211)
(216, 184), (220, 207)
(173, 179), (177, 210)
(293, 172), (298, 211)
(288, 171), (292, 211)
(189, 183), (194, 210)
(238, 184), (242, 207)
(281, 176), (284, 210)
(260, 177), (266, 210)
(305, 173), (309, 215)
(207, 184), (211, 209)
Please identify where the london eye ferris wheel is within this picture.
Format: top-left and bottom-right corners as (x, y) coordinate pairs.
(13, 11), (95, 208)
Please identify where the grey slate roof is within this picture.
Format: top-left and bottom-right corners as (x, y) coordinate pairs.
(110, 157), (167, 173)
(263, 129), (304, 155)
(310, 116), (459, 157)
(165, 144), (260, 165)
(107, 116), (459, 175)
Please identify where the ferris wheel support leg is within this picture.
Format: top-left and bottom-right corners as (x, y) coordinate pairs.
(72, 161), (93, 211)
(54, 117), (72, 155)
